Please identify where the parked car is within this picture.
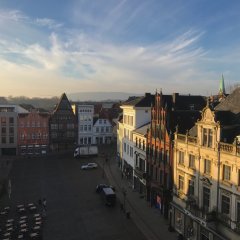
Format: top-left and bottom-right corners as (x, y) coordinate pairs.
(96, 184), (115, 193)
(81, 163), (98, 170)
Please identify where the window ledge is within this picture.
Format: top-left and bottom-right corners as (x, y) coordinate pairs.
(222, 180), (232, 187)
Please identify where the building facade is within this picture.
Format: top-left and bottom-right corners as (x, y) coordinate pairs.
(171, 89), (240, 240)
(0, 105), (28, 156)
(132, 123), (149, 196)
(49, 93), (77, 152)
(18, 109), (49, 156)
(147, 92), (206, 218)
(93, 118), (113, 144)
(77, 105), (94, 145)
(117, 93), (154, 186)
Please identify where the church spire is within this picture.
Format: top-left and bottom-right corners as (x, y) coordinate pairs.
(219, 74), (226, 95)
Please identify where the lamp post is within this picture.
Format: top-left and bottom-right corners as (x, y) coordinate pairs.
(122, 187), (127, 211)
(102, 160), (105, 179)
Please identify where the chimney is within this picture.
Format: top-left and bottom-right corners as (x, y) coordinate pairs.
(172, 93), (179, 104)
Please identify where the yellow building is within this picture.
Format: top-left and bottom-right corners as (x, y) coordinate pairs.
(171, 88), (240, 240)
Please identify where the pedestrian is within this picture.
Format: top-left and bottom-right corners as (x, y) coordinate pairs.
(38, 198), (42, 207)
(43, 198), (47, 210)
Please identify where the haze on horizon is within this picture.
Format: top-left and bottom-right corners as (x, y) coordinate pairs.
(1, 0), (240, 98)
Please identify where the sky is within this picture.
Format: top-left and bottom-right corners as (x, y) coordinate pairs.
(1, 0), (240, 98)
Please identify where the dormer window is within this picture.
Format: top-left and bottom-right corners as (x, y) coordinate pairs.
(203, 128), (213, 147)
(189, 104), (195, 110)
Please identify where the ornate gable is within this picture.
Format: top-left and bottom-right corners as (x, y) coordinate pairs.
(201, 107), (216, 124)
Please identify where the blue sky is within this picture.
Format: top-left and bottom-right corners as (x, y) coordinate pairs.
(1, 0), (240, 97)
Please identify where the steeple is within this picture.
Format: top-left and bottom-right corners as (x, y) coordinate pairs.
(219, 74), (226, 95)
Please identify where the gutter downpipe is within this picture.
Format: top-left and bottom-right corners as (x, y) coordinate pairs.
(216, 141), (220, 215)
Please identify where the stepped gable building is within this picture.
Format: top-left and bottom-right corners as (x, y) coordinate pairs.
(147, 91), (206, 218)
(18, 106), (50, 156)
(0, 105), (28, 156)
(49, 93), (77, 152)
(117, 93), (155, 186)
(171, 88), (240, 240)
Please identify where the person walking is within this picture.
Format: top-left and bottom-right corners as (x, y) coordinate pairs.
(42, 198), (47, 210)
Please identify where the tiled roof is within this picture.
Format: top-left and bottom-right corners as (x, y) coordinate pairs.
(215, 87), (240, 114)
(122, 93), (155, 107)
(172, 111), (201, 134)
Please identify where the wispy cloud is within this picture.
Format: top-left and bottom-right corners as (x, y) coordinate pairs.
(35, 18), (63, 29)
(0, 4), (239, 97)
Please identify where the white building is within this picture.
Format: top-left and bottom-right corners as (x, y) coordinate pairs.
(93, 118), (113, 144)
(117, 93), (154, 183)
(77, 105), (94, 145)
(132, 123), (149, 195)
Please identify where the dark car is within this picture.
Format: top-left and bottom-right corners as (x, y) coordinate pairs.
(96, 184), (115, 193)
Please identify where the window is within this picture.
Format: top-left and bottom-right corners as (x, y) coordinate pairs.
(104, 119), (106, 124)
(80, 138), (83, 145)
(223, 165), (231, 181)
(166, 150), (169, 164)
(9, 117), (14, 124)
(88, 137), (91, 144)
(101, 127), (104, 133)
(9, 127), (14, 135)
(9, 136), (14, 143)
(96, 127), (99, 133)
(188, 179), (194, 196)
(1, 127), (6, 134)
(238, 170), (240, 186)
(178, 151), (184, 165)
(124, 143), (126, 152)
(88, 125), (91, 131)
(179, 175), (184, 191)
(67, 123), (74, 129)
(203, 128), (213, 148)
(237, 202), (240, 222)
(203, 187), (210, 210)
(143, 141), (145, 151)
(51, 124), (57, 130)
(80, 125), (83, 132)
(1, 117), (6, 125)
(1, 137), (6, 144)
(204, 159), (211, 175)
(221, 195), (230, 215)
(99, 119), (102, 124)
(130, 147), (133, 157)
(106, 127), (109, 132)
(84, 125), (87, 131)
(189, 154), (195, 169)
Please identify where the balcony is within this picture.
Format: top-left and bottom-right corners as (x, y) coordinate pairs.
(217, 213), (231, 228)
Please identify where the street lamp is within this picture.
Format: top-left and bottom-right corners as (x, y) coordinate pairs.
(122, 187), (127, 211)
(102, 160), (105, 178)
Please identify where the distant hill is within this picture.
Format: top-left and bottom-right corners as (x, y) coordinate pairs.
(6, 96), (59, 111)
(68, 92), (142, 101)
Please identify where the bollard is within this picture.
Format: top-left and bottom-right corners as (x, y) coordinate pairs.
(120, 203), (124, 211)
